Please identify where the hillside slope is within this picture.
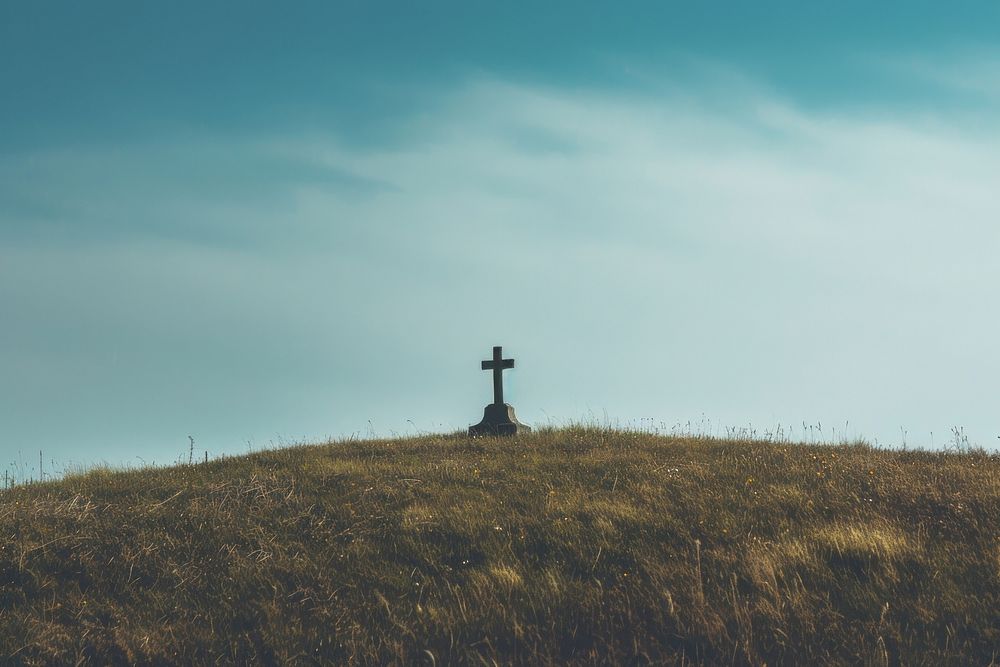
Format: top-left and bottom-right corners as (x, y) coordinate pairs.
(2, 428), (999, 665)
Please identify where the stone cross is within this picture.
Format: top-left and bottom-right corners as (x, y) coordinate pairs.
(481, 345), (514, 405)
(469, 344), (531, 436)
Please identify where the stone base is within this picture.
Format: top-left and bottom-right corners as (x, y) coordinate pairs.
(469, 403), (532, 437)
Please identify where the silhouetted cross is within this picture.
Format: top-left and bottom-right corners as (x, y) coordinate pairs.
(481, 346), (515, 405)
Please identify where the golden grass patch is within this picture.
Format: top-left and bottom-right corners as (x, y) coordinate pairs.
(812, 521), (918, 562)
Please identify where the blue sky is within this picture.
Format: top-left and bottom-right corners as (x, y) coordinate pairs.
(2, 3), (1000, 476)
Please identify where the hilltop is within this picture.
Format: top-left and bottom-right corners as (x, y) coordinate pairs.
(2, 428), (998, 665)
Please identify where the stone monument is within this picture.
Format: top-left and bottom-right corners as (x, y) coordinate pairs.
(469, 345), (531, 436)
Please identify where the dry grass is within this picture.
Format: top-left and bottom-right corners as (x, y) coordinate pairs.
(1, 427), (999, 665)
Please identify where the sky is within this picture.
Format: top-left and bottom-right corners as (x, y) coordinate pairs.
(2, 2), (1000, 477)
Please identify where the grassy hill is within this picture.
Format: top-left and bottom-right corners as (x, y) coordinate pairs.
(2, 427), (998, 665)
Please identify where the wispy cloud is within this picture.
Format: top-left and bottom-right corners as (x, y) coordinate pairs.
(880, 48), (1000, 103)
(3, 67), (999, 465)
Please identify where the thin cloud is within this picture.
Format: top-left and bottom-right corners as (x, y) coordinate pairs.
(878, 48), (1000, 103)
(2, 69), (999, 468)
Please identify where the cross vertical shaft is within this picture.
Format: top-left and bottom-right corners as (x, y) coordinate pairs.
(491, 346), (504, 404)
